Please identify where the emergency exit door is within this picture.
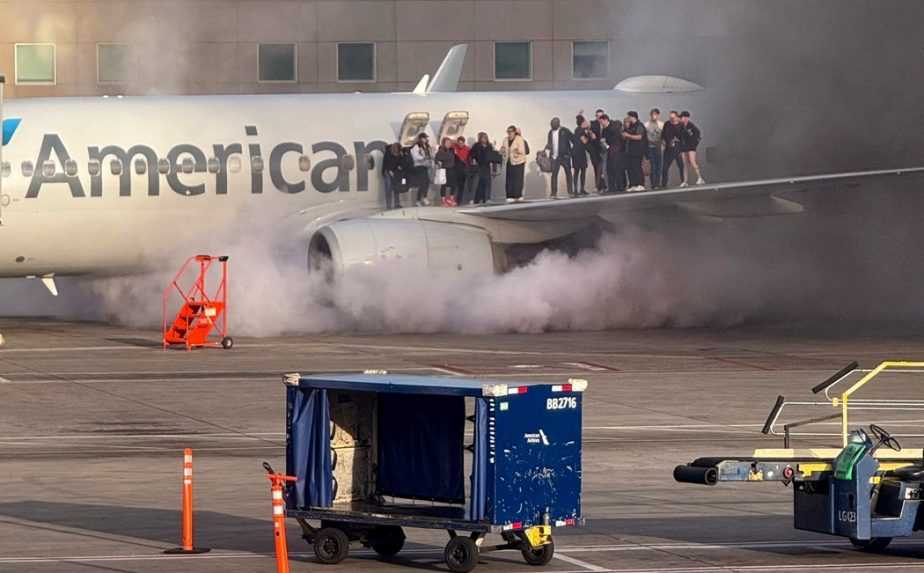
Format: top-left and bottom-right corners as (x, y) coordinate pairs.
(438, 111), (469, 143)
(399, 112), (430, 147)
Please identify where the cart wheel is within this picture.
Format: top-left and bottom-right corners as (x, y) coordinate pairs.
(313, 527), (350, 564)
(850, 537), (892, 552)
(220, 336), (233, 350)
(369, 525), (405, 558)
(444, 536), (479, 573)
(521, 538), (554, 566)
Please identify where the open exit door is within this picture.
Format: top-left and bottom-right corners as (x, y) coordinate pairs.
(399, 112), (430, 147)
(437, 111), (469, 143)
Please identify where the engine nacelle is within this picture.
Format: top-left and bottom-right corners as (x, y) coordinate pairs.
(307, 218), (498, 276)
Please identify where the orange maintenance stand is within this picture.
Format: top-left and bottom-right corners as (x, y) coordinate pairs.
(162, 255), (232, 350)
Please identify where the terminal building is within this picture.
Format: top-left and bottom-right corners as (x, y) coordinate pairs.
(0, 0), (907, 100)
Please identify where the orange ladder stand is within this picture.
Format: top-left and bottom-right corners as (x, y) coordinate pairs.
(163, 255), (232, 350)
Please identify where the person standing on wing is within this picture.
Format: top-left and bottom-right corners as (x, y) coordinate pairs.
(545, 117), (574, 198)
(679, 111), (705, 186)
(501, 125), (528, 203)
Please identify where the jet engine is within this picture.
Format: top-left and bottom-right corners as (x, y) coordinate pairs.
(307, 218), (499, 277)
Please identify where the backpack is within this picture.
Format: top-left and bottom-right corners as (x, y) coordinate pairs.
(523, 138), (530, 154)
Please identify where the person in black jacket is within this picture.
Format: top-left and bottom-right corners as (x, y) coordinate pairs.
(661, 111), (685, 187)
(601, 114), (626, 193)
(434, 137), (456, 205)
(545, 117), (574, 198)
(469, 132), (496, 204)
(381, 142), (407, 209)
(589, 108), (606, 192)
(622, 111), (647, 191)
(572, 115), (590, 196)
(679, 111), (705, 186)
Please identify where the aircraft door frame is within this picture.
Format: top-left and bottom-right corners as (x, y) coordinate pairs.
(399, 112), (431, 147)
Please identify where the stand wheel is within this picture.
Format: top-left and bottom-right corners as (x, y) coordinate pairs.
(521, 538), (555, 565)
(850, 537), (892, 552)
(220, 336), (233, 350)
(444, 536), (479, 572)
(313, 527), (350, 564)
(369, 525), (405, 558)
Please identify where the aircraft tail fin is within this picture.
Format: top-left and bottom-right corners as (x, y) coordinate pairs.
(412, 74), (430, 95)
(426, 44), (467, 93)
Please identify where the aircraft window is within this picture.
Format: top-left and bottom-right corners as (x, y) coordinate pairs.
(228, 157), (242, 173)
(251, 156), (264, 173)
(42, 161), (56, 177)
(88, 160), (101, 176)
(110, 160), (123, 176)
(181, 158), (194, 174)
(207, 158), (220, 174)
(21, 161), (34, 177)
(64, 159), (78, 176)
(134, 158), (146, 175)
(157, 158), (170, 175)
(298, 155), (311, 172)
(1, 162), (10, 178)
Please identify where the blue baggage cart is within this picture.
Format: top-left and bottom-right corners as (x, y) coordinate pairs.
(280, 372), (586, 572)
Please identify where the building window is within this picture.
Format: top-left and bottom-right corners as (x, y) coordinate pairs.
(337, 43), (375, 82)
(15, 44), (56, 85)
(572, 41), (608, 79)
(494, 42), (531, 81)
(259, 44), (297, 82)
(98, 44), (130, 83)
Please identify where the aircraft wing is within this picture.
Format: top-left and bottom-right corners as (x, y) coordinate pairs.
(460, 167), (924, 222)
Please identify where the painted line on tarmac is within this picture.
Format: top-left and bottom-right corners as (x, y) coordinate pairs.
(554, 553), (609, 571)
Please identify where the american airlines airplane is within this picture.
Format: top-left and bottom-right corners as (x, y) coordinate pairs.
(1, 45), (922, 296)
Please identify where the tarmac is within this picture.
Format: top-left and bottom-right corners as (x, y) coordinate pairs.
(3, 317), (924, 572)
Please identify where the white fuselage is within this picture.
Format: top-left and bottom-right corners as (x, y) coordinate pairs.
(0, 90), (709, 277)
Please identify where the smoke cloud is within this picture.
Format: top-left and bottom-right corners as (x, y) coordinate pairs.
(7, 175), (924, 337)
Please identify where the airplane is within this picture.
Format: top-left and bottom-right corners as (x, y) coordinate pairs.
(0, 44), (922, 296)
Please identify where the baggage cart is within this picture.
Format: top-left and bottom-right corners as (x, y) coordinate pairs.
(280, 372), (586, 572)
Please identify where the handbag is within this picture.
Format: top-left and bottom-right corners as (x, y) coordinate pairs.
(434, 168), (447, 185)
(536, 150), (552, 173)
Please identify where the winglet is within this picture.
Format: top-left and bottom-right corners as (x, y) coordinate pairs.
(412, 73), (430, 95)
(427, 44), (467, 93)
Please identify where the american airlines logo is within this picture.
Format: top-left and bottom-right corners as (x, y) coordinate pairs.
(2, 118), (21, 146)
(24, 125), (385, 199)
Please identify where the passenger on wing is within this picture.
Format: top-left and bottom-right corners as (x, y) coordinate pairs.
(470, 132), (495, 205)
(545, 117), (574, 199)
(572, 115), (590, 197)
(589, 109), (607, 192)
(501, 125), (528, 203)
(679, 111), (705, 186)
(623, 111), (647, 192)
(601, 115), (626, 193)
(435, 137), (457, 207)
(410, 133), (433, 206)
(661, 111), (685, 187)
(645, 108), (664, 190)
(382, 142), (409, 209)
(452, 136), (472, 207)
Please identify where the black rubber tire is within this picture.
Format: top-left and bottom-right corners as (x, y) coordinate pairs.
(313, 527), (350, 564)
(220, 336), (233, 350)
(444, 536), (479, 573)
(850, 537), (892, 552)
(369, 526), (406, 558)
(521, 539), (555, 565)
